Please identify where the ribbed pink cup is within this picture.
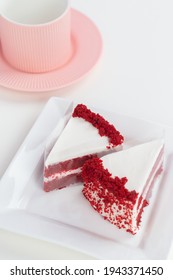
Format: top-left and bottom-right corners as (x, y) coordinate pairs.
(0, 0), (72, 73)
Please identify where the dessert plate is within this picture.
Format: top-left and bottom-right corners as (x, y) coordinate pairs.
(0, 97), (173, 259)
(0, 9), (102, 92)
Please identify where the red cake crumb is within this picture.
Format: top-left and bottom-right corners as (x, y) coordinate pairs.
(81, 157), (149, 234)
(72, 104), (124, 148)
(82, 157), (138, 204)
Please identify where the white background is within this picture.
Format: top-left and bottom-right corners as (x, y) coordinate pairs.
(0, 0), (173, 259)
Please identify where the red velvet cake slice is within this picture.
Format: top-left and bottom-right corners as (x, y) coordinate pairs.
(82, 139), (164, 234)
(44, 104), (124, 192)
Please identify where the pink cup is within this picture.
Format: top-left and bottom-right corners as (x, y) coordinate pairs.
(0, 0), (72, 73)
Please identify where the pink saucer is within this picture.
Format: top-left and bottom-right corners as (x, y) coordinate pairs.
(0, 9), (102, 92)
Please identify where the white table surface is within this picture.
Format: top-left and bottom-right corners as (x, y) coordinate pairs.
(0, 0), (173, 260)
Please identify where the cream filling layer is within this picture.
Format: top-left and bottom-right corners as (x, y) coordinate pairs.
(44, 167), (82, 183)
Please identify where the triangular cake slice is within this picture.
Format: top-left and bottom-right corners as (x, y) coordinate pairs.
(44, 104), (124, 192)
(82, 139), (164, 234)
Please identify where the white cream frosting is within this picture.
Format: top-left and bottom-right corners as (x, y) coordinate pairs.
(101, 139), (164, 193)
(45, 116), (119, 167)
